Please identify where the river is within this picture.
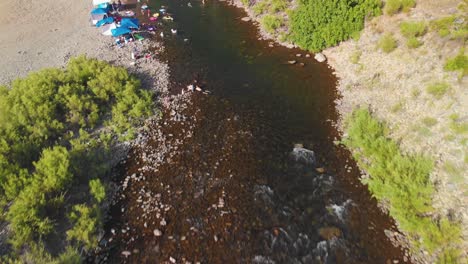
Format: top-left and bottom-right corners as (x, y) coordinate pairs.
(96, 0), (411, 263)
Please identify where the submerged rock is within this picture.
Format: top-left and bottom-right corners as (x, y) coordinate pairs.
(290, 147), (316, 167)
(318, 227), (342, 240)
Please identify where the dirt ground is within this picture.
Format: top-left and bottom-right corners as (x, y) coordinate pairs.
(0, 0), (137, 85)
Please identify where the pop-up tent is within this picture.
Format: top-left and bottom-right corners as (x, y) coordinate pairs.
(93, 0), (110, 6)
(91, 8), (108, 15)
(91, 8), (109, 25)
(111, 27), (132, 37)
(120, 18), (140, 29)
(96, 16), (114, 27)
(96, 2), (110, 9)
(101, 23), (117, 36)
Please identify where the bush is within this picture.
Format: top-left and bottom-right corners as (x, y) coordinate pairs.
(89, 178), (106, 203)
(426, 82), (450, 99)
(421, 117), (437, 127)
(444, 51), (468, 77)
(431, 16), (456, 37)
(269, 0), (287, 13)
(384, 0), (415, 15)
(253, 1), (268, 15)
(289, 0), (381, 52)
(343, 108), (462, 262)
(406, 37), (422, 48)
(378, 33), (397, 53)
(67, 204), (101, 250)
(350, 50), (362, 64)
(241, 0), (250, 7)
(400, 21), (426, 38)
(0, 56), (155, 259)
(261, 15), (283, 34)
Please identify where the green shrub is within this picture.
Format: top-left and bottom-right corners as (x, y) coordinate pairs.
(350, 50), (362, 64)
(431, 16), (456, 37)
(426, 82), (450, 99)
(241, 0), (250, 7)
(269, 0), (287, 13)
(253, 1), (268, 15)
(444, 51), (468, 76)
(289, 0), (381, 52)
(421, 117), (438, 127)
(384, 0), (415, 15)
(343, 108), (462, 262)
(400, 0), (416, 12)
(406, 36), (422, 48)
(67, 204), (101, 250)
(378, 33), (397, 53)
(0, 56), (155, 259)
(450, 121), (468, 135)
(261, 15), (283, 34)
(89, 178), (106, 203)
(384, 0), (401, 15)
(400, 21), (426, 38)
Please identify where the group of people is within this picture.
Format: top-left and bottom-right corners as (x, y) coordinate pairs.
(111, 0), (123, 12)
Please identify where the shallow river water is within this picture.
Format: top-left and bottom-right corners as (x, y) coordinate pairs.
(97, 0), (411, 263)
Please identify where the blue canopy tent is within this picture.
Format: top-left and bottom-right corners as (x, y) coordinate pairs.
(96, 17), (114, 27)
(91, 8), (109, 25)
(91, 8), (108, 15)
(120, 18), (140, 29)
(96, 3), (110, 9)
(111, 27), (132, 37)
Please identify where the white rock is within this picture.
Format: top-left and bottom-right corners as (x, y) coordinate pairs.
(314, 53), (327, 62)
(153, 229), (162, 236)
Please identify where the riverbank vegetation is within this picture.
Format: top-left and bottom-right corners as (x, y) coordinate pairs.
(289, 0), (382, 52)
(343, 108), (463, 263)
(0, 56), (155, 262)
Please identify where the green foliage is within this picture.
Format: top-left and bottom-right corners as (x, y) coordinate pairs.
(289, 0), (381, 52)
(378, 33), (397, 53)
(426, 82), (450, 99)
(343, 108), (462, 262)
(0, 56), (155, 259)
(7, 146), (71, 249)
(253, 1), (269, 15)
(261, 15), (283, 34)
(421, 117), (437, 127)
(431, 16), (456, 37)
(89, 178), (106, 203)
(431, 14), (468, 40)
(350, 50), (362, 64)
(384, 0), (415, 15)
(390, 101), (404, 113)
(67, 204), (101, 250)
(406, 37), (422, 48)
(241, 0), (250, 7)
(444, 51), (468, 77)
(450, 121), (468, 135)
(400, 21), (426, 38)
(269, 0), (287, 13)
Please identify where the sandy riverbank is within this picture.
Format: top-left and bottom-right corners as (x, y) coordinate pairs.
(0, 0), (168, 91)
